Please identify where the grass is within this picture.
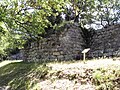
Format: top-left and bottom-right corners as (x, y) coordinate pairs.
(0, 61), (50, 90)
(0, 59), (120, 90)
(92, 65), (120, 90)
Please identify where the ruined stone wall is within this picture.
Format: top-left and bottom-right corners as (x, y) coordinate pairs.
(23, 23), (85, 62)
(22, 24), (120, 62)
(89, 24), (120, 58)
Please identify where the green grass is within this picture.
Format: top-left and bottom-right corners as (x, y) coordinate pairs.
(0, 61), (50, 90)
(0, 59), (120, 90)
(92, 65), (120, 90)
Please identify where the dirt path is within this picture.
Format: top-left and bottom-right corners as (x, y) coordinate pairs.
(0, 60), (22, 68)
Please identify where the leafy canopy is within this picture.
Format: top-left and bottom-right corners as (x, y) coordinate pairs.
(0, 0), (120, 56)
(0, 0), (69, 55)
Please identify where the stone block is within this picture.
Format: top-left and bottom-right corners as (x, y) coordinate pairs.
(57, 55), (64, 60)
(49, 56), (56, 60)
(53, 52), (60, 56)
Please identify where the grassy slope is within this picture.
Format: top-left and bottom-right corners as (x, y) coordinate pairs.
(0, 61), (49, 90)
(0, 59), (120, 90)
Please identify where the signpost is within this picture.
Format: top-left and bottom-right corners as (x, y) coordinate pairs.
(82, 48), (90, 63)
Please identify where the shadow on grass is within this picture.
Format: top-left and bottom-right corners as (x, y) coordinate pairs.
(0, 61), (50, 90)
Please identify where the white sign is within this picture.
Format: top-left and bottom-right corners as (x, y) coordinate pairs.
(82, 48), (90, 53)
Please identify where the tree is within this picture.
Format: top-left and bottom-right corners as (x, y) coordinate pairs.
(64, 0), (95, 27)
(64, 0), (120, 28)
(90, 0), (120, 27)
(0, 0), (69, 56)
(0, 0), (120, 56)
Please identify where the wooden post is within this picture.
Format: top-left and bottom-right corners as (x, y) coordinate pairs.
(83, 53), (85, 63)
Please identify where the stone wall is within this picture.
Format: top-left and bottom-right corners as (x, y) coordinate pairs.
(89, 24), (120, 58)
(22, 23), (85, 62)
(22, 24), (120, 62)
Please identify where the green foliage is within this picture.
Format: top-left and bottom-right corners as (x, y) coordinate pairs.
(0, 21), (24, 56)
(0, 22), (11, 55)
(0, 0), (68, 38)
(0, 0), (120, 56)
(0, 0), (69, 55)
(65, 0), (120, 27)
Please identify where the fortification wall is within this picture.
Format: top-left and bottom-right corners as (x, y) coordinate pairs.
(22, 24), (85, 62)
(89, 24), (120, 58)
(22, 24), (120, 62)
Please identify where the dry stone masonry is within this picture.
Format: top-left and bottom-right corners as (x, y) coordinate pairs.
(89, 24), (120, 58)
(22, 23), (85, 62)
(22, 24), (120, 62)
